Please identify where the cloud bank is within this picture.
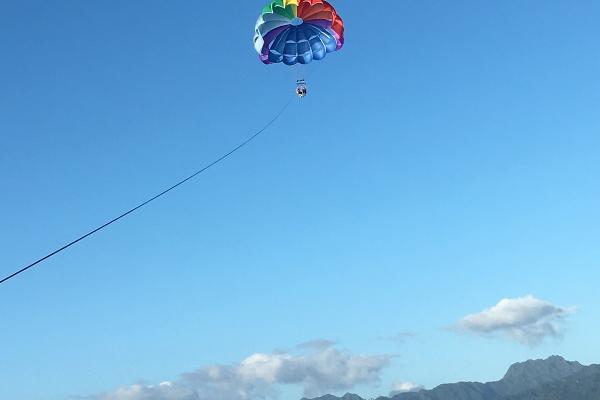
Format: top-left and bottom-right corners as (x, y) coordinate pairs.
(455, 295), (573, 345)
(389, 382), (425, 396)
(88, 342), (390, 400)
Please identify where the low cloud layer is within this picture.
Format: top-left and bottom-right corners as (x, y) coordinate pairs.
(88, 342), (390, 400)
(455, 295), (573, 345)
(389, 382), (425, 396)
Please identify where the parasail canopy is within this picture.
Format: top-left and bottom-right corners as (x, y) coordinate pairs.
(254, 0), (345, 66)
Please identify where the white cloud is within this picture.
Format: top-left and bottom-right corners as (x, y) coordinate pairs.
(296, 339), (337, 350)
(455, 295), (574, 345)
(88, 342), (390, 400)
(389, 382), (424, 396)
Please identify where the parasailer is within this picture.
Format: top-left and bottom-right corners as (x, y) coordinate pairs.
(296, 79), (308, 98)
(254, 0), (345, 97)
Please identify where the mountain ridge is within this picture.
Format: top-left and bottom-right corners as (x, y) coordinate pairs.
(303, 356), (599, 400)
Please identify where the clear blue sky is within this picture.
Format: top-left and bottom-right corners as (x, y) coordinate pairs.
(1, 1), (600, 399)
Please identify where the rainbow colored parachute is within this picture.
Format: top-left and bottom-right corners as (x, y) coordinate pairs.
(254, 0), (345, 66)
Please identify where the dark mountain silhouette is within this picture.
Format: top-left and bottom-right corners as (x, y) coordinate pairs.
(302, 395), (364, 400)
(303, 356), (600, 400)
(503, 364), (600, 400)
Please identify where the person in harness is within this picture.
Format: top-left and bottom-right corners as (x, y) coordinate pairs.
(296, 79), (308, 98)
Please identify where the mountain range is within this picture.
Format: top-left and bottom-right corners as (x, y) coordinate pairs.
(302, 356), (600, 400)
